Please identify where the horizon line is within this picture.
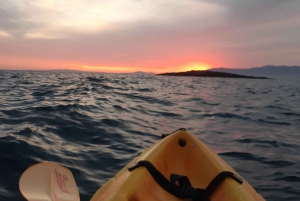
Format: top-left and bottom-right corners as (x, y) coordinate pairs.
(1, 65), (300, 74)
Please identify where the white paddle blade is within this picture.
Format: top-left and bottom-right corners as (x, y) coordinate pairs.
(19, 162), (80, 201)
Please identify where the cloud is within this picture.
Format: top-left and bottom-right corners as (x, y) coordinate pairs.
(199, 0), (300, 30)
(0, 1), (40, 37)
(0, 0), (224, 62)
(0, 30), (12, 38)
(0, 0), (299, 69)
(0, 0), (224, 39)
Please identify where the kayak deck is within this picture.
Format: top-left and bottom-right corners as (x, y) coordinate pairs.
(91, 129), (265, 201)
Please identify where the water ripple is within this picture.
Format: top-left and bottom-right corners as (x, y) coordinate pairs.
(0, 71), (299, 201)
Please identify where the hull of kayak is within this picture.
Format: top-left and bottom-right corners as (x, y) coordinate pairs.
(91, 129), (265, 201)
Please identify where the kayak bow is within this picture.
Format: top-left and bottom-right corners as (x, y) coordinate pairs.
(91, 129), (265, 201)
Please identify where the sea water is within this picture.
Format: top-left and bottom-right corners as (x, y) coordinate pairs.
(0, 71), (299, 200)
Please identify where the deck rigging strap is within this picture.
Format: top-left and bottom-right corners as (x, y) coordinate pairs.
(128, 160), (243, 201)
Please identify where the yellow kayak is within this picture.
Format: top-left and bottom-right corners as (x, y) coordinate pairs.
(91, 129), (265, 201)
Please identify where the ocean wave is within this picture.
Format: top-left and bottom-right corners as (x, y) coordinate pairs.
(258, 119), (291, 126)
(274, 176), (300, 182)
(202, 112), (251, 120)
(0, 71), (299, 201)
(233, 138), (299, 148)
(219, 152), (295, 168)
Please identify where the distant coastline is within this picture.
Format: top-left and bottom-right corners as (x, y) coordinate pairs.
(1, 65), (299, 77)
(210, 65), (300, 77)
(157, 70), (269, 79)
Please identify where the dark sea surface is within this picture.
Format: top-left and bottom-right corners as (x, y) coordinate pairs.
(0, 71), (299, 201)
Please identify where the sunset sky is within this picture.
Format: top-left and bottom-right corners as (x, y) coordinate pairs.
(0, 0), (300, 73)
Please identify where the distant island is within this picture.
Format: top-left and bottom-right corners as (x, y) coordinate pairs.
(157, 70), (269, 79)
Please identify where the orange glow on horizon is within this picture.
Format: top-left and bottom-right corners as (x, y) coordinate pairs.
(0, 55), (218, 73)
(81, 65), (136, 73)
(179, 62), (212, 72)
